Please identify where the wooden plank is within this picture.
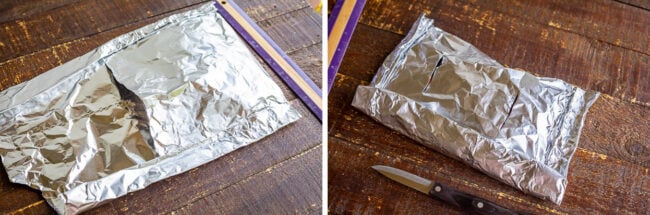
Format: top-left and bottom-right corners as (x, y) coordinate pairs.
(328, 24), (400, 82)
(360, 0), (650, 54)
(239, 0), (311, 21)
(0, 188), (45, 213)
(355, 0), (650, 105)
(580, 94), (650, 166)
(257, 7), (322, 61)
(173, 145), (321, 214)
(476, 0), (650, 54)
(329, 135), (650, 214)
(288, 43), (323, 87)
(0, 0), (81, 23)
(0, 0), (206, 63)
(0, 200), (53, 215)
(328, 137), (476, 215)
(0, 0), (310, 68)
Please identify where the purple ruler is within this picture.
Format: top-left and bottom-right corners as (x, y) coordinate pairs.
(327, 0), (366, 93)
(214, 0), (322, 121)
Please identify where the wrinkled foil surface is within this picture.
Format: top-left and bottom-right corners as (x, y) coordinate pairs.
(0, 3), (300, 214)
(352, 15), (599, 205)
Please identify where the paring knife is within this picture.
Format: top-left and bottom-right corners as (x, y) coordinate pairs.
(372, 165), (521, 215)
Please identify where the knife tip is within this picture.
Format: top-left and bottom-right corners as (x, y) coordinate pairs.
(371, 165), (384, 171)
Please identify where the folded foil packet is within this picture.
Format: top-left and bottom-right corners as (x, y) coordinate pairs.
(0, 3), (300, 214)
(352, 15), (599, 204)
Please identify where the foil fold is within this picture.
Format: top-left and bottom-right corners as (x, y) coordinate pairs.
(352, 15), (599, 204)
(0, 3), (300, 214)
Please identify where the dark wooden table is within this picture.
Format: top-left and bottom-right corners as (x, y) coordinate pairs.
(0, 0), (322, 214)
(328, 0), (650, 214)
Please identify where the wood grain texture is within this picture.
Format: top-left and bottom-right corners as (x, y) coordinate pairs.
(0, 0), (203, 62)
(0, 2), (205, 91)
(0, 0), (81, 23)
(360, 0), (650, 54)
(289, 43), (323, 87)
(0, 0), (322, 214)
(357, 0), (650, 106)
(328, 0), (650, 213)
(173, 145), (322, 214)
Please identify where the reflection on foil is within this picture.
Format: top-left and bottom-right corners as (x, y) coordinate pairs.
(0, 3), (301, 214)
(352, 15), (598, 205)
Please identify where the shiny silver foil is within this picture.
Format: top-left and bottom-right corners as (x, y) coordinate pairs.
(0, 3), (300, 214)
(352, 15), (598, 205)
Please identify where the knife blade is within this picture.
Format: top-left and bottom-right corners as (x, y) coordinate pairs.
(372, 165), (521, 215)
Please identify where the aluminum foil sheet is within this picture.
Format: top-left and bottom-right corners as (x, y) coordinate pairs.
(352, 15), (599, 205)
(0, 3), (301, 214)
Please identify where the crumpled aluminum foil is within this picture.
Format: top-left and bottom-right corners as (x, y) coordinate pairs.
(0, 3), (300, 214)
(352, 15), (599, 205)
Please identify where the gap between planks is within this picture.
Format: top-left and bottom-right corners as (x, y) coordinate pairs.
(329, 134), (649, 214)
(359, 0), (650, 57)
(328, 136), (567, 215)
(358, 10), (650, 61)
(0, 10), (320, 70)
(259, 5), (312, 24)
(0, 0), (314, 68)
(613, 0), (650, 11)
(0, 0), (81, 24)
(0, 0), (210, 66)
(456, 0), (650, 57)
(169, 143), (323, 213)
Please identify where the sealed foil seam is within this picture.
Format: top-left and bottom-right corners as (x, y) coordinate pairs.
(0, 3), (301, 214)
(352, 14), (599, 205)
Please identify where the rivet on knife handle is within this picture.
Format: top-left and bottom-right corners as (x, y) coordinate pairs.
(430, 182), (519, 215)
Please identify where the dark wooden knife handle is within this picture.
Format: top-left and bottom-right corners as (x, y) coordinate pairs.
(428, 182), (520, 215)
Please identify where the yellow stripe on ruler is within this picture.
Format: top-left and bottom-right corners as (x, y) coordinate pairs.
(221, 2), (322, 109)
(328, 0), (357, 65)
